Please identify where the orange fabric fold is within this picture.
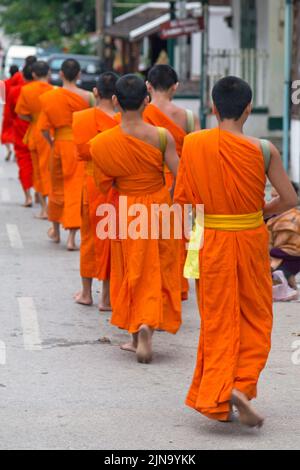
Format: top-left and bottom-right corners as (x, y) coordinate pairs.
(7, 79), (33, 191)
(39, 88), (90, 228)
(73, 108), (119, 280)
(143, 103), (189, 300)
(16, 81), (53, 195)
(175, 128), (273, 422)
(90, 126), (182, 334)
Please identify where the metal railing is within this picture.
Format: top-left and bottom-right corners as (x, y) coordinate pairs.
(207, 48), (269, 108)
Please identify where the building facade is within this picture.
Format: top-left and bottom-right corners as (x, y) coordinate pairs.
(291, 0), (300, 184)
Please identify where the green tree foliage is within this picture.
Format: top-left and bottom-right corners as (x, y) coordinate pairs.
(0, 0), (95, 47)
(0, 0), (150, 50)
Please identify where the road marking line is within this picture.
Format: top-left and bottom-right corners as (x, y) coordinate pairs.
(0, 341), (6, 365)
(1, 188), (11, 202)
(6, 224), (23, 249)
(18, 298), (42, 351)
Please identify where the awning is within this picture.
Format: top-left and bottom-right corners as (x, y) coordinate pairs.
(105, 1), (231, 42)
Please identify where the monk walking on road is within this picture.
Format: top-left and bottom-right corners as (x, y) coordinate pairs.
(16, 61), (53, 219)
(39, 59), (94, 250)
(144, 64), (200, 302)
(1, 65), (20, 162)
(73, 72), (119, 310)
(8, 62), (36, 207)
(175, 76), (298, 427)
(90, 75), (182, 363)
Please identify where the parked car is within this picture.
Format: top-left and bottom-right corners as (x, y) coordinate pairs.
(4, 45), (44, 78)
(46, 53), (105, 91)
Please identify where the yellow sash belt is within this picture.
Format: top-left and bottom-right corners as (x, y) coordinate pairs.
(85, 160), (94, 177)
(184, 211), (264, 280)
(23, 113), (40, 145)
(54, 126), (74, 141)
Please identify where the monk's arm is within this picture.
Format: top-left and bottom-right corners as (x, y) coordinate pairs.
(174, 139), (195, 206)
(39, 110), (54, 147)
(264, 143), (298, 217)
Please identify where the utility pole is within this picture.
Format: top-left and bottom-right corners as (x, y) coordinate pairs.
(178, 0), (188, 81)
(96, 0), (105, 58)
(200, 0), (209, 129)
(283, 0), (293, 171)
(167, 1), (176, 67)
(104, 0), (113, 27)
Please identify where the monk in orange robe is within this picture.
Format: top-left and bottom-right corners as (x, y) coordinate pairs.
(16, 61), (53, 219)
(39, 59), (94, 250)
(7, 64), (34, 207)
(90, 74), (181, 364)
(144, 64), (200, 302)
(73, 72), (119, 310)
(174, 76), (297, 427)
(1, 65), (20, 161)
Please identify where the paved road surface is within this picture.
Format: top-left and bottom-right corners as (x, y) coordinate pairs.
(0, 151), (299, 450)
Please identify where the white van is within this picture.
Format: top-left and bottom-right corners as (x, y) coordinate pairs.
(4, 45), (43, 78)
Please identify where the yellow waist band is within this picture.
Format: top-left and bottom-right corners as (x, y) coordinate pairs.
(31, 113), (39, 123)
(86, 160), (94, 177)
(23, 113), (40, 145)
(184, 211), (264, 280)
(55, 126), (74, 141)
(204, 211), (264, 231)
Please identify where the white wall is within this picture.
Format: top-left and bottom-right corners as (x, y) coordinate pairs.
(291, 120), (300, 184)
(174, 97), (269, 136)
(191, 6), (234, 78)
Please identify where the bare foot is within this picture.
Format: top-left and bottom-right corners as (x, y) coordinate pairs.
(99, 280), (111, 311)
(67, 242), (78, 252)
(136, 325), (153, 364)
(121, 342), (137, 353)
(99, 304), (112, 312)
(67, 230), (78, 251)
(5, 150), (12, 162)
(121, 334), (138, 353)
(34, 211), (48, 220)
(231, 389), (264, 428)
(47, 227), (60, 244)
(23, 196), (33, 208)
(74, 291), (93, 306)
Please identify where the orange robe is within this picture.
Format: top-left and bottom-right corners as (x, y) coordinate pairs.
(73, 108), (119, 280)
(15, 81), (53, 196)
(1, 77), (16, 145)
(8, 81), (33, 191)
(143, 103), (189, 300)
(39, 88), (90, 229)
(174, 128), (273, 422)
(90, 125), (182, 334)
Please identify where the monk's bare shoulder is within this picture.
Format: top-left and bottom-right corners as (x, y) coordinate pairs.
(75, 88), (92, 103)
(244, 135), (261, 149)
